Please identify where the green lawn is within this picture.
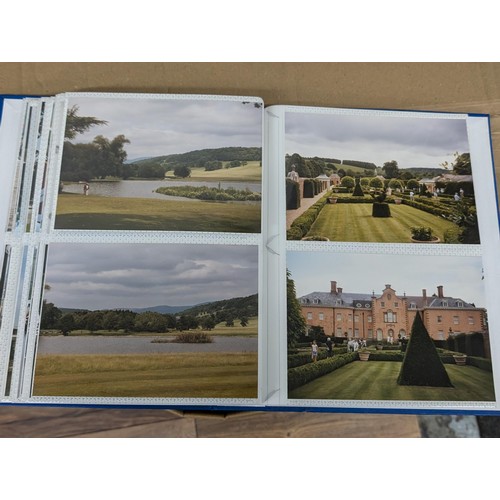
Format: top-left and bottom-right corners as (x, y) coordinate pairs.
(289, 361), (495, 401)
(164, 161), (262, 182)
(55, 194), (261, 232)
(33, 352), (258, 398)
(306, 203), (458, 243)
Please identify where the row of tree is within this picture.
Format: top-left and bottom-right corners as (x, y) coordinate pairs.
(41, 303), (250, 335)
(285, 153), (472, 182)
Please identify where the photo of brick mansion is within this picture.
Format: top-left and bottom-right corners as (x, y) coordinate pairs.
(299, 280), (488, 348)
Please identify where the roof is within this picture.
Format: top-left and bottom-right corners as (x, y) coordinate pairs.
(299, 291), (476, 309)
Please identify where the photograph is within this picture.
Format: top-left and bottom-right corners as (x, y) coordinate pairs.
(32, 243), (259, 399)
(286, 251), (494, 402)
(55, 96), (263, 233)
(285, 111), (479, 245)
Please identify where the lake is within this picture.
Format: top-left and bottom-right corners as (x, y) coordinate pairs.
(62, 179), (262, 200)
(37, 335), (258, 354)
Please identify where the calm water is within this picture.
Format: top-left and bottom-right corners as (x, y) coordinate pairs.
(62, 179), (262, 200)
(38, 336), (258, 354)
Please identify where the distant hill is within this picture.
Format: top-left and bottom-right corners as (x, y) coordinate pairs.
(131, 147), (262, 169)
(402, 167), (448, 177)
(57, 294), (257, 318)
(130, 304), (196, 315)
(181, 294), (258, 319)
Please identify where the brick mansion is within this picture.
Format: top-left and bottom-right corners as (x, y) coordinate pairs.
(299, 281), (487, 342)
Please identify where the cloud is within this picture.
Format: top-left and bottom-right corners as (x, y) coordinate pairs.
(287, 251), (485, 307)
(44, 243), (259, 309)
(285, 112), (469, 168)
(66, 97), (262, 159)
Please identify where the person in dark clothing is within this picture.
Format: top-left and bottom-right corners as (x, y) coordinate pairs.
(326, 337), (333, 357)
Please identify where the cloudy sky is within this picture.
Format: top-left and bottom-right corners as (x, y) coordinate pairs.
(287, 251), (485, 307)
(66, 96), (262, 160)
(285, 112), (469, 169)
(43, 243), (259, 310)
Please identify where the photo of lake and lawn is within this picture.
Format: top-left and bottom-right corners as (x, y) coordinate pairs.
(55, 96), (263, 233)
(32, 243), (259, 399)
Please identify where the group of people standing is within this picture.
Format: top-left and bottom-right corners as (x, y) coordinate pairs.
(310, 337), (369, 362)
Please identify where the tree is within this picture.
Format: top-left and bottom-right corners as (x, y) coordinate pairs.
(340, 175), (355, 189)
(225, 317), (235, 327)
(406, 179), (420, 190)
(382, 160), (399, 179)
(40, 302), (62, 329)
(287, 270), (306, 348)
(64, 105), (107, 140)
(240, 316), (249, 327)
(200, 316), (216, 330)
(135, 311), (169, 332)
(369, 177), (384, 189)
(58, 313), (75, 336)
(397, 312), (453, 387)
(173, 165), (191, 178)
(388, 179), (404, 191)
(452, 152), (472, 175)
(352, 177), (364, 196)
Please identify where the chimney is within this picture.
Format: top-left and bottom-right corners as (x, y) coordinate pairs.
(385, 284), (391, 290)
(337, 287), (343, 295)
(422, 289), (427, 306)
(437, 285), (444, 298)
(330, 281), (337, 294)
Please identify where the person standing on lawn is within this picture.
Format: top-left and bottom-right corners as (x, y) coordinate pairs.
(311, 340), (318, 362)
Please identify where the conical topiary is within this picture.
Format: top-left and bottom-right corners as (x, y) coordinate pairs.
(352, 177), (364, 197)
(397, 312), (453, 387)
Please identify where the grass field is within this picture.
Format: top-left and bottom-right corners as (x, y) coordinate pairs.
(306, 203), (457, 243)
(55, 194), (261, 232)
(289, 361), (495, 401)
(164, 161), (262, 182)
(33, 352), (258, 398)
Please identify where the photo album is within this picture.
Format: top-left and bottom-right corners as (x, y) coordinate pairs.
(0, 92), (499, 414)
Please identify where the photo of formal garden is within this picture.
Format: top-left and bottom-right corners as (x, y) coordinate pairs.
(55, 97), (262, 233)
(285, 112), (479, 244)
(33, 243), (259, 399)
(286, 251), (495, 402)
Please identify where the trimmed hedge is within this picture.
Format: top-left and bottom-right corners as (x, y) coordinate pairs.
(287, 192), (330, 240)
(288, 352), (358, 391)
(303, 179), (315, 198)
(372, 203), (391, 217)
(286, 179), (301, 209)
(287, 345), (347, 369)
(467, 356), (493, 372)
(366, 351), (404, 362)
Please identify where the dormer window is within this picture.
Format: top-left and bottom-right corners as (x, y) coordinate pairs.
(365, 304), (370, 308)
(356, 303), (362, 308)
(409, 303), (416, 309)
(442, 301), (448, 307)
(455, 301), (463, 307)
(313, 298), (320, 304)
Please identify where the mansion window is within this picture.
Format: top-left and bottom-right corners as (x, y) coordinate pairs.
(307, 312), (312, 320)
(336, 313), (342, 321)
(437, 330), (445, 341)
(453, 316), (459, 325)
(336, 327), (343, 336)
(394, 302), (399, 308)
(348, 315), (352, 322)
(380, 301), (385, 307)
(468, 316), (475, 325)
(367, 329), (373, 338)
(367, 315), (372, 323)
(319, 313), (324, 321)
(354, 329), (360, 338)
(354, 315), (359, 323)
(437, 316), (443, 323)
(384, 310), (397, 323)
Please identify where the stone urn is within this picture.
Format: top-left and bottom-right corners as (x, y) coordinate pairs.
(358, 351), (370, 361)
(453, 354), (467, 366)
